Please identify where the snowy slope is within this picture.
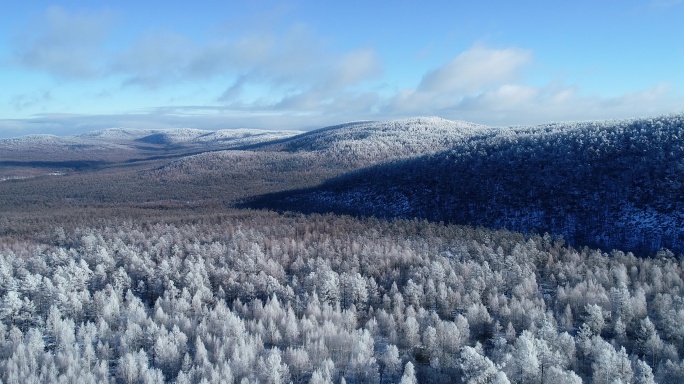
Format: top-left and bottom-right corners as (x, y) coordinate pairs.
(248, 114), (684, 256)
(76, 128), (162, 141)
(255, 117), (490, 165)
(192, 129), (303, 146)
(0, 134), (132, 159)
(0, 127), (303, 162)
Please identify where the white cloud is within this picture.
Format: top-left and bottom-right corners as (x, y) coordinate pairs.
(460, 84), (539, 111)
(381, 45), (535, 116)
(324, 49), (382, 91)
(7, 7), (333, 92)
(379, 45), (682, 126)
(110, 23), (371, 97)
(110, 31), (195, 87)
(264, 48), (382, 112)
(1, 82), (680, 139)
(186, 34), (274, 78)
(3, 8), (682, 134)
(9, 6), (116, 78)
(418, 45), (532, 94)
(218, 75), (251, 103)
(443, 82), (680, 125)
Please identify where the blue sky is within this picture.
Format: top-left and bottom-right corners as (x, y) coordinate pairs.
(1, 0), (683, 137)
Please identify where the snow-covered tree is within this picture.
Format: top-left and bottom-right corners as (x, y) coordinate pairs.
(399, 361), (417, 384)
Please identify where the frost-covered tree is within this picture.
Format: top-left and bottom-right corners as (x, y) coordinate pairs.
(460, 345), (508, 384)
(258, 348), (290, 384)
(378, 344), (401, 383)
(399, 361), (417, 384)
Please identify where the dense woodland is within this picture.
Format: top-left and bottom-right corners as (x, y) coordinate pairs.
(1, 115), (683, 382)
(2, 212), (684, 383)
(252, 115), (684, 256)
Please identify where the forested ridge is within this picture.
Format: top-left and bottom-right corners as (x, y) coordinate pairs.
(250, 117), (487, 167)
(250, 115), (684, 256)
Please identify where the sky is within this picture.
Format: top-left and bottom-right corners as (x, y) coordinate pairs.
(1, 0), (683, 137)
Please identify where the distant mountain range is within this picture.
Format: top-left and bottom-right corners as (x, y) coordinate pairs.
(2, 115), (682, 255)
(0, 127), (302, 162)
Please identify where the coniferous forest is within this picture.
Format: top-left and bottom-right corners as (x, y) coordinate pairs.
(1, 115), (683, 383)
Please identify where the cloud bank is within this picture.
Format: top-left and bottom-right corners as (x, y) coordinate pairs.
(2, 6), (682, 137)
(9, 6), (115, 78)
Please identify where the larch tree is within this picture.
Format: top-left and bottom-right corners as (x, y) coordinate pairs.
(399, 361), (417, 384)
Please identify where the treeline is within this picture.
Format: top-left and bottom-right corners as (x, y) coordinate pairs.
(1, 211), (683, 382)
(250, 115), (684, 256)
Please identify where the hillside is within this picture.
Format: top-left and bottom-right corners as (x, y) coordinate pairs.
(78, 127), (302, 147)
(253, 117), (489, 166)
(140, 117), (488, 203)
(3, 115), (684, 382)
(133, 128), (302, 147)
(247, 115), (684, 256)
(0, 127), (302, 163)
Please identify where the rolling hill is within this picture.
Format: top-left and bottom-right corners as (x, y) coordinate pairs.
(247, 115), (684, 256)
(2, 114), (684, 381)
(0, 127), (302, 163)
(3, 115), (682, 255)
(143, 117), (489, 202)
(252, 117), (490, 166)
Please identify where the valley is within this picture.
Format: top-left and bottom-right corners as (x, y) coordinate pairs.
(1, 115), (683, 383)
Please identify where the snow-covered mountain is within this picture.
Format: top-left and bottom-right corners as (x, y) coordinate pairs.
(254, 117), (489, 166)
(78, 127), (301, 147)
(4, 115), (684, 383)
(0, 127), (303, 162)
(151, 117), (488, 189)
(125, 128), (302, 147)
(183, 129), (303, 146)
(2, 134), (120, 149)
(1, 118), (477, 164)
(247, 114), (684, 256)
(76, 128), (162, 141)
(3, 115), (683, 256)
(0, 133), (136, 162)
